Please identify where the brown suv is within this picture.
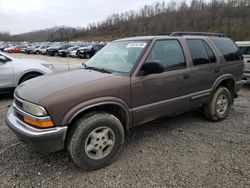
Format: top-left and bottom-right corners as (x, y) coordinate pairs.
(6, 32), (245, 170)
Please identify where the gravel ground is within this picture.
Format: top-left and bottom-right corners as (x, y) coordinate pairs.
(0, 54), (250, 187)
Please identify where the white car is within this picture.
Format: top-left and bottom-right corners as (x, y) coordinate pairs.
(69, 50), (78, 58)
(236, 41), (250, 83)
(0, 53), (54, 93)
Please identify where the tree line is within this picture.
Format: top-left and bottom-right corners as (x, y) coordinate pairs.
(1, 0), (250, 42)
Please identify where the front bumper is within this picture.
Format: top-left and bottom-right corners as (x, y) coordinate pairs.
(5, 106), (67, 153)
(243, 72), (250, 84)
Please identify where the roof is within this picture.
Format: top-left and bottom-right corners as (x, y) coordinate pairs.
(114, 35), (224, 42)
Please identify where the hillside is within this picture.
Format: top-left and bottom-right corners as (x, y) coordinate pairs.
(1, 0), (250, 42)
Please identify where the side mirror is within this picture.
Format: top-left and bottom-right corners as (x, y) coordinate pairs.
(140, 60), (164, 75)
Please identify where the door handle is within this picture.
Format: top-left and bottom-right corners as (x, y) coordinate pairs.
(214, 69), (220, 73)
(183, 74), (190, 79)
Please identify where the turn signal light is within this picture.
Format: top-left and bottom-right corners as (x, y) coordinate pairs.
(24, 117), (54, 128)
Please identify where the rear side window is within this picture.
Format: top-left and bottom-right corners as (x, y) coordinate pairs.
(239, 46), (250, 55)
(186, 39), (216, 65)
(211, 38), (242, 61)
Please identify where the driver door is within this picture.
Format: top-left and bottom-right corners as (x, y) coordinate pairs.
(0, 55), (14, 90)
(131, 39), (191, 125)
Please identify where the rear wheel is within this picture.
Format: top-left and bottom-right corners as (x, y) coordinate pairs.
(203, 86), (232, 121)
(19, 73), (42, 84)
(67, 112), (124, 170)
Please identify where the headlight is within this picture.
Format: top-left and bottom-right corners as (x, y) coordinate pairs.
(23, 100), (47, 116)
(42, 64), (54, 70)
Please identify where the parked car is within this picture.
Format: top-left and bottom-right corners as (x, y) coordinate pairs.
(20, 45), (31, 53)
(0, 44), (11, 51)
(69, 49), (78, 58)
(5, 46), (21, 53)
(25, 45), (40, 54)
(31, 45), (49, 54)
(0, 53), (54, 93)
(5, 32), (244, 170)
(47, 45), (72, 56)
(236, 41), (250, 83)
(77, 44), (105, 59)
(58, 46), (79, 57)
(41, 46), (51, 55)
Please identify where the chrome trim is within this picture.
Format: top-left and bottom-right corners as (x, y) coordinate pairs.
(13, 102), (51, 121)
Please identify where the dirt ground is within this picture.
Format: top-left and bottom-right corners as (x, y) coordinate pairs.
(0, 54), (250, 187)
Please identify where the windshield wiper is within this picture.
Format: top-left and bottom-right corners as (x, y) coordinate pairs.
(83, 65), (112, 74)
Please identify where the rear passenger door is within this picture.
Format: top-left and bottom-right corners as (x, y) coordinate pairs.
(185, 39), (219, 105)
(131, 39), (191, 125)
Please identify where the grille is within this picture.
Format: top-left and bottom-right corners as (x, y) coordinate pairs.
(14, 98), (23, 109)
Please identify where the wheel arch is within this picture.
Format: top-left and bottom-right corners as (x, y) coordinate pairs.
(212, 74), (235, 102)
(18, 71), (44, 84)
(66, 101), (132, 134)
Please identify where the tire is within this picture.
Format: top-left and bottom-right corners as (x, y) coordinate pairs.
(78, 53), (83, 59)
(203, 86), (232, 121)
(67, 112), (124, 170)
(85, 53), (90, 59)
(19, 73), (42, 84)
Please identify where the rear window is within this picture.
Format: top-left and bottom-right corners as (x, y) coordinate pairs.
(211, 38), (242, 61)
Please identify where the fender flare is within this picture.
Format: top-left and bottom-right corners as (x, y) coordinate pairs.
(61, 97), (132, 132)
(211, 74), (235, 93)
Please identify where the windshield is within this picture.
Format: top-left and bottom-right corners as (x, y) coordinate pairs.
(84, 45), (93, 50)
(85, 41), (148, 74)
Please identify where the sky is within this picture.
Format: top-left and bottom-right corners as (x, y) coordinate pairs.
(0, 0), (183, 35)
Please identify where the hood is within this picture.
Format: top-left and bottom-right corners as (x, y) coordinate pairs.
(15, 68), (114, 103)
(48, 47), (60, 50)
(59, 49), (67, 53)
(12, 58), (51, 66)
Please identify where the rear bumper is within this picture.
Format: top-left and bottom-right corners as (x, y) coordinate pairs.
(243, 72), (250, 84)
(5, 106), (67, 153)
(235, 80), (246, 93)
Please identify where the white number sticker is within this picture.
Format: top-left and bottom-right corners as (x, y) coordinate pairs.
(127, 43), (147, 48)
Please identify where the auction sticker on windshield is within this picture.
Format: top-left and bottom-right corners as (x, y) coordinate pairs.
(127, 43), (147, 48)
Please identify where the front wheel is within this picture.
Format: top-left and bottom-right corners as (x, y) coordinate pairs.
(67, 112), (124, 170)
(203, 86), (232, 121)
(85, 53), (90, 59)
(19, 73), (42, 84)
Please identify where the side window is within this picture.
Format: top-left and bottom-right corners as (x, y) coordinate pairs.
(146, 40), (186, 70)
(187, 39), (215, 66)
(203, 41), (217, 63)
(211, 38), (241, 61)
(93, 46), (98, 51)
(239, 46), (250, 55)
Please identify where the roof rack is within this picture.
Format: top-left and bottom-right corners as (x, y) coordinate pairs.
(169, 32), (227, 37)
